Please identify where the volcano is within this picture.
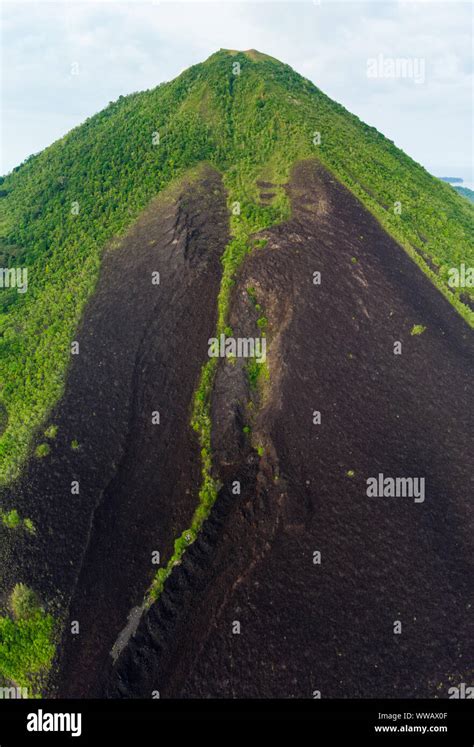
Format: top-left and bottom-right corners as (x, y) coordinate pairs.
(0, 50), (472, 699)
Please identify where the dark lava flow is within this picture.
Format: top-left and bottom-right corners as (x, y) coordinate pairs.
(103, 161), (473, 698)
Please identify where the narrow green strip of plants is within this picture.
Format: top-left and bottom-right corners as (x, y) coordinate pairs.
(147, 174), (289, 603)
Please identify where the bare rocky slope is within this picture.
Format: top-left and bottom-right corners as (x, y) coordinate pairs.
(94, 161), (472, 698)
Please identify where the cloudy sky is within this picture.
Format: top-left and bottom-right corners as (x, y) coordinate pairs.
(1, 0), (472, 183)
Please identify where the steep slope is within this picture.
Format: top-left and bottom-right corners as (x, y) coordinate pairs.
(0, 48), (472, 486)
(104, 161), (473, 698)
(0, 50), (472, 696)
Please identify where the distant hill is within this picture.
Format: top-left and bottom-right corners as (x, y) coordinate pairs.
(454, 185), (474, 203)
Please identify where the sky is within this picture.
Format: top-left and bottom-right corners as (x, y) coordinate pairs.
(1, 0), (473, 184)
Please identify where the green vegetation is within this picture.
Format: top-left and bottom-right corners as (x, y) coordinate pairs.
(0, 584), (55, 693)
(0, 507), (36, 533)
(246, 286), (258, 305)
(11, 583), (39, 619)
(245, 357), (270, 391)
(0, 402), (7, 436)
(1, 508), (20, 528)
(346, 470), (356, 478)
(23, 518), (36, 535)
(246, 358), (262, 390)
(44, 424), (57, 439)
(411, 324), (427, 336)
(34, 443), (50, 458)
(0, 48), (472, 486)
(70, 439), (80, 450)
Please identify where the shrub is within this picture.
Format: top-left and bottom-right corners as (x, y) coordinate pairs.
(10, 583), (40, 620)
(0, 608), (55, 690)
(2, 509), (21, 529)
(34, 443), (50, 458)
(23, 518), (36, 535)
